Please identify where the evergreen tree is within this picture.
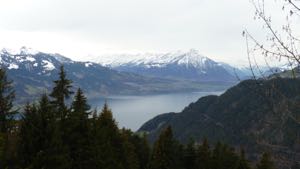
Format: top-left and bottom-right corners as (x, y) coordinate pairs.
(18, 95), (70, 169)
(49, 66), (73, 166)
(0, 68), (16, 133)
(131, 133), (150, 169)
(0, 69), (16, 169)
(50, 65), (73, 119)
(91, 103), (124, 169)
(66, 88), (91, 169)
(0, 132), (4, 167)
(211, 142), (239, 169)
(211, 142), (223, 169)
(291, 162), (300, 169)
(149, 126), (181, 169)
(97, 103), (118, 130)
(222, 146), (240, 169)
(71, 88), (90, 115)
(88, 109), (99, 169)
(237, 148), (251, 169)
(18, 103), (38, 168)
(256, 153), (275, 169)
(183, 138), (197, 169)
(196, 138), (211, 169)
(120, 128), (140, 169)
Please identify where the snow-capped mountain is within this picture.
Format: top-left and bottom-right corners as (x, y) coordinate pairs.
(92, 49), (294, 81)
(0, 47), (71, 74)
(94, 49), (240, 82)
(0, 47), (234, 104)
(97, 49), (210, 68)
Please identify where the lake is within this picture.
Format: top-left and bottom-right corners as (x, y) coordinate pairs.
(91, 91), (224, 131)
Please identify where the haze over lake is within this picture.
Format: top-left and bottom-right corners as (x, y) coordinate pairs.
(91, 91), (223, 131)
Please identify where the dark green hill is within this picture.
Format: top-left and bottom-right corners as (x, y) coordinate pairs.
(138, 78), (300, 168)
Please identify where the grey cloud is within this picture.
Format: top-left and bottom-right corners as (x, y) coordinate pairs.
(0, 0), (289, 66)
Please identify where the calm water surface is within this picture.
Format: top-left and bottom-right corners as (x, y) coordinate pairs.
(91, 91), (223, 131)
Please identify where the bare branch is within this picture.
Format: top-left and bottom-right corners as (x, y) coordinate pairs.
(288, 0), (300, 11)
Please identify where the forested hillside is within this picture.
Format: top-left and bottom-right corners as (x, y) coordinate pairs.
(0, 67), (280, 169)
(139, 78), (300, 169)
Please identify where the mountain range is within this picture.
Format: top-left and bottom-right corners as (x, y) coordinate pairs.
(0, 47), (235, 104)
(90, 49), (294, 82)
(92, 49), (249, 81)
(1, 47), (293, 105)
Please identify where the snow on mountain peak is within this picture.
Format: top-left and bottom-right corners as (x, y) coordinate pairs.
(7, 63), (19, 70)
(19, 46), (39, 55)
(174, 49), (211, 68)
(1, 48), (18, 55)
(50, 53), (73, 63)
(1, 47), (39, 56)
(93, 49), (215, 69)
(0, 47), (55, 72)
(41, 60), (55, 71)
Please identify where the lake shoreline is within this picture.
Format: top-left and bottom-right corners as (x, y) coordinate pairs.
(90, 90), (224, 131)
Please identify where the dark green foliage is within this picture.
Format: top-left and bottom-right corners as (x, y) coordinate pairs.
(0, 132), (4, 167)
(0, 68), (17, 169)
(124, 131), (151, 169)
(291, 162), (300, 169)
(211, 142), (224, 169)
(256, 153), (275, 169)
(50, 65), (73, 117)
(96, 103), (125, 169)
(49, 66), (74, 169)
(90, 103), (126, 169)
(149, 126), (183, 169)
(183, 139), (197, 169)
(237, 149), (251, 169)
(197, 138), (211, 169)
(71, 88), (90, 115)
(86, 103), (143, 169)
(222, 146), (240, 169)
(120, 129), (141, 169)
(18, 96), (70, 169)
(17, 103), (38, 167)
(65, 88), (91, 169)
(148, 131), (250, 169)
(0, 68), (16, 133)
(211, 142), (240, 169)
(131, 133), (151, 169)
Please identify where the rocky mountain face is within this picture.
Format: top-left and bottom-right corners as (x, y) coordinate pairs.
(0, 47), (234, 104)
(138, 78), (300, 169)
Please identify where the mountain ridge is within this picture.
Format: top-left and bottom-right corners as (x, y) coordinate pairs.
(138, 77), (300, 168)
(91, 49), (293, 82)
(92, 49), (243, 82)
(0, 47), (234, 104)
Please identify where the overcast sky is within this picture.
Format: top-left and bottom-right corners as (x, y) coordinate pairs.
(0, 0), (291, 66)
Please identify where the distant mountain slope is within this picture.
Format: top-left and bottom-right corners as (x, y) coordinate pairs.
(94, 49), (244, 82)
(92, 49), (295, 82)
(269, 66), (300, 79)
(0, 47), (234, 104)
(138, 78), (300, 168)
